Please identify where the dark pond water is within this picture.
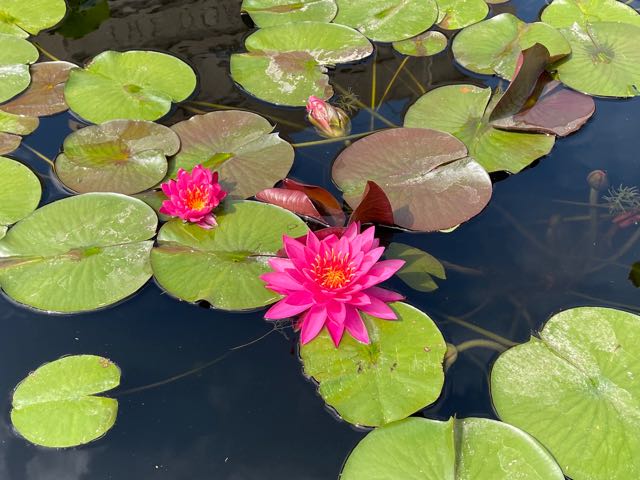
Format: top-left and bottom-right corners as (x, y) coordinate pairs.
(2, 0), (640, 478)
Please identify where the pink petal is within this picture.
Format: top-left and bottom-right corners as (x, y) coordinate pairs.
(268, 257), (295, 273)
(326, 318), (345, 347)
(365, 286), (404, 303)
(344, 222), (359, 241)
(264, 293), (314, 319)
(327, 301), (346, 325)
(358, 296), (397, 320)
(300, 305), (328, 344)
(359, 259), (405, 289)
(261, 272), (305, 291)
(344, 307), (370, 344)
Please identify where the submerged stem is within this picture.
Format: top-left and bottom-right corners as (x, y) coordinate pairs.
(376, 57), (410, 111)
(456, 339), (507, 354)
(333, 82), (398, 129)
(440, 312), (518, 348)
(292, 131), (380, 148)
(33, 42), (61, 62)
(21, 143), (55, 168)
(185, 101), (303, 129)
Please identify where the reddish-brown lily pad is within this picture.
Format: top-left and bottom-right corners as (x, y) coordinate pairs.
(169, 111), (295, 200)
(349, 180), (394, 226)
(2, 62), (77, 117)
(0, 133), (21, 155)
(332, 128), (492, 232)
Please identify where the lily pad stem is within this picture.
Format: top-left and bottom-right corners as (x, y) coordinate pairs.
(292, 131), (381, 148)
(33, 42), (61, 62)
(186, 101), (303, 129)
(440, 312), (517, 348)
(333, 82), (398, 128)
(21, 143), (54, 168)
(456, 339), (507, 354)
(376, 57), (410, 111)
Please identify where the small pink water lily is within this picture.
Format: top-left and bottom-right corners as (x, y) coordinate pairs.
(160, 165), (227, 229)
(306, 96), (351, 139)
(261, 223), (405, 347)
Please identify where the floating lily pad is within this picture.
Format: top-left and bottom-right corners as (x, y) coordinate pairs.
(404, 84), (556, 173)
(2, 61), (76, 117)
(0, 134), (21, 155)
(348, 180), (394, 226)
(0, 0), (67, 37)
(386, 243), (445, 292)
(0, 34), (39, 103)
(230, 21), (372, 106)
(64, 50), (197, 123)
(0, 109), (39, 155)
(151, 201), (308, 311)
(0, 157), (41, 230)
(0, 193), (157, 313)
(56, 120), (180, 194)
(550, 22), (640, 98)
(241, 0), (337, 27)
(11, 355), (120, 448)
(452, 13), (571, 79)
(332, 128), (492, 231)
(541, 0), (640, 29)
(169, 111), (294, 199)
(436, 0), (488, 30)
(300, 302), (446, 427)
(393, 31), (447, 57)
(334, 0), (438, 42)
(492, 307), (640, 480)
(341, 417), (565, 479)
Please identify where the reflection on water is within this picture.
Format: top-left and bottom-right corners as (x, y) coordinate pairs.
(0, 0), (638, 478)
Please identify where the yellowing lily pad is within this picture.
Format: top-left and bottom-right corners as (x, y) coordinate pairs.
(56, 120), (180, 194)
(151, 201), (308, 311)
(11, 355), (120, 448)
(0, 157), (41, 232)
(0, 34), (39, 103)
(341, 417), (565, 479)
(64, 50), (197, 123)
(2, 61), (76, 117)
(436, 0), (488, 30)
(393, 31), (447, 57)
(0, 108), (39, 155)
(492, 307), (640, 480)
(230, 21), (372, 106)
(300, 303), (446, 427)
(332, 128), (492, 231)
(0, 0), (67, 37)
(404, 84), (556, 173)
(169, 111), (294, 199)
(452, 13), (571, 79)
(241, 0), (337, 27)
(0, 193), (157, 313)
(334, 0), (439, 42)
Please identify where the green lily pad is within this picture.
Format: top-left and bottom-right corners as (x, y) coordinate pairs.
(385, 243), (445, 292)
(64, 50), (197, 124)
(436, 0), (488, 30)
(241, 0), (337, 27)
(0, 109), (38, 135)
(151, 201), (308, 311)
(56, 120), (180, 194)
(2, 61), (76, 117)
(332, 127), (492, 231)
(11, 355), (120, 448)
(341, 417), (565, 479)
(334, 0), (438, 42)
(0, 0), (67, 37)
(0, 157), (41, 230)
(404, 84), (556, 173)
(492, 307), (640, 480)
(550, 22), (640, 98)
(393, 31), (447, 57)
(0, 34), (39, 103)
(169, 111), (294, 199)
(0, 193), (157, 313)
(541, 0), (640, 29)
(452, 13), (571, 79)
(230, 21), (372, 106)
(300, 302), (446, 427)
(0, 133), (21, 155)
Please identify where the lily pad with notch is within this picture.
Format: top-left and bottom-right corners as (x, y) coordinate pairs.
(492, 307), (640, 480)
(241, 0), (337, 27)
(300, 302), (447, 427)
(0, 156), (41, 237)
(404, 84), (556, 173)
(341, 417), (565, 479)
(0, 0), (67, 38)
(385, 243), (445, 292)
(151, 200), (308, 311)
(64, 50), (197, 124)
(436, 0), (488, 30)
(169, 111), (294, 199)
(541, 0), (640, 29)
(0, 34), (39, 103)
(0, 109), (39, 155)
(0, 193), (157, 313)
(55, 120), (180, 194)
(393, 31), (447, 57)
(332, 128), (492, 232)
(230, 21), (372, 106)
(11, 355), (120, 448)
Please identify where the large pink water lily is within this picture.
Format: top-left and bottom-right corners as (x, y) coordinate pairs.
(261, 223), (405, 347)
(160, 165), (227, 229)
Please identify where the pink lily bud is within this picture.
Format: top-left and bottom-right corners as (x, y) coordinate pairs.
(306, 96), (351, 139)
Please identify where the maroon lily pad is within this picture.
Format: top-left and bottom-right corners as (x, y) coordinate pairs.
(256, 188), (326, 224)
(332, 128), (492, 232)
(349, 180), (394, 226)
(281, 179), (345, 226)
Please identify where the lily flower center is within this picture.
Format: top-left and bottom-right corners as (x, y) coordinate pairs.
(312, 250), (355, 289)
(185, 186), (209, 211)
